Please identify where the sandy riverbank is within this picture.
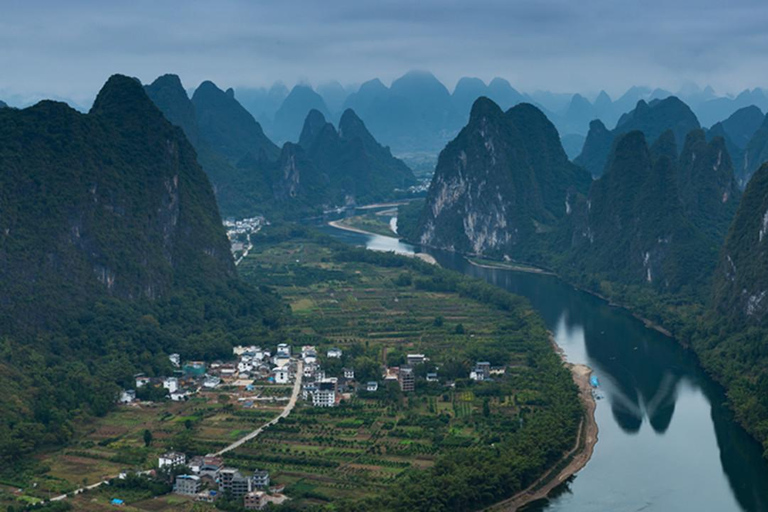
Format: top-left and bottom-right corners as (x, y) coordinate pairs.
(468, 258), (556, 276)
(485, 351), (598, 512)
(327, 219), (437, 265)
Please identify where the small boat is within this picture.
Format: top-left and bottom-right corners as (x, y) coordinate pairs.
(590, 375), (600, 388)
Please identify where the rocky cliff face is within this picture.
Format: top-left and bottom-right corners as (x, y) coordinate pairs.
(713, 163), (768, 323)
(417, 97), (591, 256)
(0, 75), (234, 331)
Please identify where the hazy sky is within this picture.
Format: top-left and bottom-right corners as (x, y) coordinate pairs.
(2, 0), (768, 106)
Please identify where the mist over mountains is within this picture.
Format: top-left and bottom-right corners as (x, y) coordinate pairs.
(225, 71), (768, 159)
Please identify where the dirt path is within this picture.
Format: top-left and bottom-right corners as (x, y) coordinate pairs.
(215, 359), (304, 455)
(484, 362), (598, 511)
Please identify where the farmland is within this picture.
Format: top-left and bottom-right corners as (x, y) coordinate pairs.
(2, 228), (582, 512)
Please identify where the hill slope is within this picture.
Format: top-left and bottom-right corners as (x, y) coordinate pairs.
(0, 75), (281, 463)
(416, 97), (591, 256)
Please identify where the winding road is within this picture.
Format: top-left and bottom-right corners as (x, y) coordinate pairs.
(215, 359), (304, 455)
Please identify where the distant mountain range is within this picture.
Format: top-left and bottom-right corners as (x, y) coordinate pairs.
(227, 71), (768, 160)
(576, 97), (701, 177)
(145, 75), (416, 218)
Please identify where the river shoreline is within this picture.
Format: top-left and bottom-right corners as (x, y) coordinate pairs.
(484, 344), (598, 512)
(327, 219), (437, 265)
(326, 214), (599, 512)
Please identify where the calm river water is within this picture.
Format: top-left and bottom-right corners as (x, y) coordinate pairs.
(319, 216), (768, 512)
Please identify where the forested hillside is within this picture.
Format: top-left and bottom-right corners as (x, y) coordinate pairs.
(0, 75), (284, 463)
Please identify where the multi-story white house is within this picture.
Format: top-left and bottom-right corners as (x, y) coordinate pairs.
(159, 451), (186, 468)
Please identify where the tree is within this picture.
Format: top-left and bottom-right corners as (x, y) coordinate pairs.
(433, 316), (444, 327)
(454, 323), (465, 334)
(143, 429), (153, 447)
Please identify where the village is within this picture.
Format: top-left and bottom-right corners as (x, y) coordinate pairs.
(112, 340), (502, 509)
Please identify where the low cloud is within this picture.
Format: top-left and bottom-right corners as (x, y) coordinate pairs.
(1, 0), (767, 105)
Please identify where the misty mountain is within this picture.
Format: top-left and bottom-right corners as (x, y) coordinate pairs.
(272, 84), (332, 144)
(741, 114), (768, 188)
(192, 81), (280, 164)
(416, 97), (590, 256)
(316, 80), (349, 114)
(575, 97), (700, 176)
(234, 82), (289, 131)
(0, 75), (235, 331)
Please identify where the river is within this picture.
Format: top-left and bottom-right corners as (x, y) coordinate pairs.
(318, 214), (768, 512)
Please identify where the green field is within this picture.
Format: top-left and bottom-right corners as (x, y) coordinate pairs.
(231, 230), (582, 510)
(5, 228), (582, 512)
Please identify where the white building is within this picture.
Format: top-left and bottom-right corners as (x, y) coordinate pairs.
(302, 346), (317, 364)
(274, 367), (289, 384)
(312, 378), (338, 407)
(119, 390), (136, 404)
(169, 353), (181, 367)
(273, 354), (291, 368)
(343, 368), (355, 380)
(366, 382), (379, 392)
(163, 377), (179, 394)
(276, 343), (291, 357)
(203, 376), (221, 389)
(159, 451), (186, 469)
(170, 391), (189, 401)
(407, 354), (426, 366)
(470, 362), (491, 382)
(233, 345), (259, 357)
(135, 376), (151, 388)
(327, 348), (342, 359)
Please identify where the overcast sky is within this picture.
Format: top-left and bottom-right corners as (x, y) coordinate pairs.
(2, 0), (768, 106)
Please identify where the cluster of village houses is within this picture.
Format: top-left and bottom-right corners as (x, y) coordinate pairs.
(119, 342), (501, 408)
(156, 451), (286, 510)
(224, 216), (264, 253)
(114, 344), (502, 508)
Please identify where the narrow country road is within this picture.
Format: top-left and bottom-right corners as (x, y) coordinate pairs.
(215, 359), (304, 455)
